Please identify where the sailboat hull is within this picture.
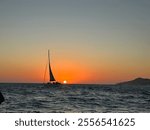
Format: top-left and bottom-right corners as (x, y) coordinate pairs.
(45, 82), (61, 87)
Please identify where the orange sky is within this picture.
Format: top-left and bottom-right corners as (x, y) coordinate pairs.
(0, 53), (150, 84)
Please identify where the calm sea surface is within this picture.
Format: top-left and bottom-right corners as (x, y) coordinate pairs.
(0, 83), (150, 113)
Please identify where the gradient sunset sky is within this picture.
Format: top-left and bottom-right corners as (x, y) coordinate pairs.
(0, 0), (150, 84)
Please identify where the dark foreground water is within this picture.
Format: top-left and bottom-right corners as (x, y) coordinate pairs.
(0, 83), (150, 113)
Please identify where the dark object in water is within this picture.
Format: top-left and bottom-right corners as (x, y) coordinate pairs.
(0, 92), (4, 104)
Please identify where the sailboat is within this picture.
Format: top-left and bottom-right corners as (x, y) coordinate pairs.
(46, 50), (61, 86)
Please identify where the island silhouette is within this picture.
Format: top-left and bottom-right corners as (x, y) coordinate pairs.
(117, 77), (150, 86)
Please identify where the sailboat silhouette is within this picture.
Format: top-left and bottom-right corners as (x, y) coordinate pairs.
(46, 50), (61, 86)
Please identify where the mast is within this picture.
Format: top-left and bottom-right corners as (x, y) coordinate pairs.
(48, 50), (56, 82)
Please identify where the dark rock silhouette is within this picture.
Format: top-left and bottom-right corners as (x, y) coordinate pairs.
(0, 91), (4, 104)
(117, 77), (150, 86)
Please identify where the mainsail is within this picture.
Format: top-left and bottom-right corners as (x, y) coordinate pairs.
(48, 50), (56, 82)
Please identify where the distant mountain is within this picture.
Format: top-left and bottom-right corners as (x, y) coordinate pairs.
(117, 77), (150, 86)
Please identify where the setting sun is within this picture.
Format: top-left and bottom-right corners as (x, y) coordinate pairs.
(63, 80), (67, 84)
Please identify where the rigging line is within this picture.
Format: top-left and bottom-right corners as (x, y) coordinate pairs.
(43, 61), (48, 83)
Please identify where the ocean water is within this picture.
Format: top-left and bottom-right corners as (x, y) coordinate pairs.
(0, 83), (150, 113)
